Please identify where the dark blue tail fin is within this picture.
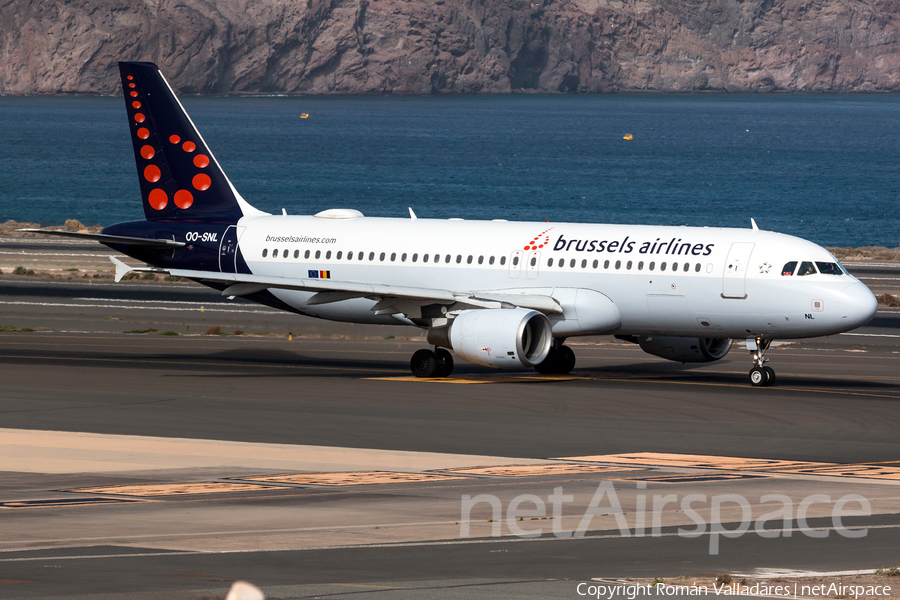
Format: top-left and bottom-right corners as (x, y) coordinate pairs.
(118, 62), (262, 223)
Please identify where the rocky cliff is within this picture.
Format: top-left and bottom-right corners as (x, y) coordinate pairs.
(2, 0), (899, 94)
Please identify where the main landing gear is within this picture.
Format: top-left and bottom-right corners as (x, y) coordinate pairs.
(534, 341), (576, 375)
(410, 347), (454, 378)
(747, 337), (776, 387)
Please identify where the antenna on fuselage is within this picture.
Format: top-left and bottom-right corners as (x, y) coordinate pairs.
(409, 207), (418, 220)
(750, 218), (759, 231)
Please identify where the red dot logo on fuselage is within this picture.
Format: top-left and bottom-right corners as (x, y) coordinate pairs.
(522, 227), (553, 251)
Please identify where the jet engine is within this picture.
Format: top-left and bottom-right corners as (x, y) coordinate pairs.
(634, 336), (733, 363)
(427, 308), (553, 369)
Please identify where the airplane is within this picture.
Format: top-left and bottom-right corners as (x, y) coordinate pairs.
(22, 61), (878, 386)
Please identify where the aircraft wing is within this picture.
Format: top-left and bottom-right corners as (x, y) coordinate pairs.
(110, 257), (562, 314)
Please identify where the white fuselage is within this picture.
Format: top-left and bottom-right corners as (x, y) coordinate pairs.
(232, 213), (877, 340)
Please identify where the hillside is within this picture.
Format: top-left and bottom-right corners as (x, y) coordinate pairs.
(2, 0), (899, 94)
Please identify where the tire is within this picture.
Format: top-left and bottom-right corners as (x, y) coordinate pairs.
(558, 345), (576, 374)
(749, 367), (768, 387)
(435, 348), (454, 378)
(534, 347), (560, 374)
(410, 349), (438, 378)
(763, 366), (776, 387)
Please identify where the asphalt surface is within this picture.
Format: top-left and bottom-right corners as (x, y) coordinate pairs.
(1, 251), (899, 599)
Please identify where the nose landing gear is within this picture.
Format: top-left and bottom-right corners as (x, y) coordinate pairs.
(747, 337), (775, 386)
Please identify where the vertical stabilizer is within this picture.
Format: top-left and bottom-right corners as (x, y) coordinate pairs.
(118, 62), (267, 223)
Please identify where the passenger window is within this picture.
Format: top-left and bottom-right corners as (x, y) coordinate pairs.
(638, 261), (644, 270)
(423, 254), (429, 263)
(379, 252), (385, 261)
(615, 260), (621, 270)
(683, 263), (689, 272)
(671, 262), (678, 271)
(604, 260), (610, 269)
(478, 256), (484, 265)
(274, 249), (280, 258)
(262, 249), (268, 257)
(315, 250), (321, 259)
(445, 254), (451, 263)
(390, 252), (396, 261)
(694, 263), (700, 272)
(782, 261), (797, 276)
(401, 253), (407, 262)
(467, 256), (473, 264)
(531, 257), (537, 266)
(797, 261), (817, 276)
(294, 250), (300, 259)
(489, 256), (495, 265)
(548, 258), (554, 267)
(500, 256), (506, 265)
(570, 259), (576, 268)
(369, 252), (375, 261)
(456, 255), (462, 264)
(661, 262), (667, 271)
(412, 253), (418, 262)
(626, 260), (632, 270)
(305, 250), (311, 259)
(347, 251), (353, 260)
(649, 262), (655, 271)
(592, 260), (598, 269)
(513, 256), (519, 266)
(326, 251), (332, 259)
(816, 262), (843, 275)
(581, 259), (587, 268)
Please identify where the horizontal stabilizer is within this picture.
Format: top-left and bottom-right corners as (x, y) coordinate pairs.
(20, 229), (184, 248)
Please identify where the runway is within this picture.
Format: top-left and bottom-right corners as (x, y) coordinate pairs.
(1, 255), (900, 598)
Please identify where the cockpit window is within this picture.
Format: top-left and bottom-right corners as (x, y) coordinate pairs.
(797, 261), (817, 276)
(816, 261), (843, 275)
(781, 261), (797, 276)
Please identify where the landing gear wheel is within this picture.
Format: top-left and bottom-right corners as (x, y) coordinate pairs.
(749, 367), (769, 387)
(435, 348), (454, 378)
(534, 347), (560, 374)
(558, 345), (576, 374)
(410, 349), (437, 378)
(535, 345), (576, 375)
(763, 366), (776, 387)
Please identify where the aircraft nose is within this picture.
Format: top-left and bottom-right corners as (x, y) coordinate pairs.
(839, 282), (877, 330)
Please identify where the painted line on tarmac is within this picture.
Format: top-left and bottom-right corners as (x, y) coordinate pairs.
(236, 471), (468, 486)
(839, 332), (900, 338)
(0, 300), (279, 315)
(3, 523), (897, 562)
(561, 453), (900, 481)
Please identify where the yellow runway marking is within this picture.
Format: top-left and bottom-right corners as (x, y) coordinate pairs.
(65, 482), (285, 497)
(561, 453), (900, 481)
(440, 464), (640, 477)
(238, 471), (468, 486)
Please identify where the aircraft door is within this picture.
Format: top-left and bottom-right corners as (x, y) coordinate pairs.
(722, 242), (754, 299)
(525, 251), (541, 279)
(508, 250), (523, 279)
(218, 225), (244, 273)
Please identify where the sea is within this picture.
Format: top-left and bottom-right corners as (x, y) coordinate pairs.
(0, 93), (898, 248)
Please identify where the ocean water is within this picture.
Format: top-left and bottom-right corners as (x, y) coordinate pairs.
(0, 94), (898, 247)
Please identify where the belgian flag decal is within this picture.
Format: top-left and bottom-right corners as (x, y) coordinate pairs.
(308, 270), (331, 279)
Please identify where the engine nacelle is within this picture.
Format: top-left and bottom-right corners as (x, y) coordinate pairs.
(427, 308), (552, 369)
(637, 336), (733, 363)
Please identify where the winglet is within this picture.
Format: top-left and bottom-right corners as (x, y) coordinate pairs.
(750, 218), (759, 231)
(110, 256), (135, 282)
(408, 207), (417, 220)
